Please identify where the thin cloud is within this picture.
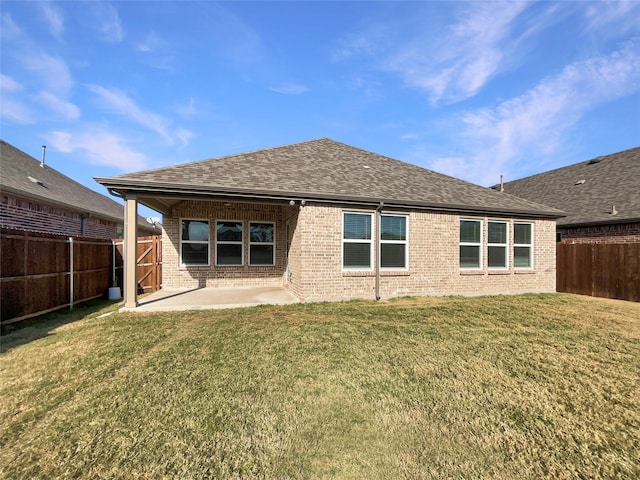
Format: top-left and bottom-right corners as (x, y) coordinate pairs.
(35, 91), (80, 120)
(39, 2), (64, 40)
(585, 1), (640, 33)
(385, 2), (530, 105)
(87, 84), (171, 139)
(426, 40), (640, 185)
(268, 84), (308, 95)
(22, 52), (74, 96)
(0, 98), (35, 124)
(0, 74), (24, 92)
(49, 128), (149, 171)
(87, 84), (194, 146)
(90, 2), (124, 43)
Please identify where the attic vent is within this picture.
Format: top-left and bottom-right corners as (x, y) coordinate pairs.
(574, 179), (586, 186)
(28, 176), (46, 188)
(587, 157), (603, 165)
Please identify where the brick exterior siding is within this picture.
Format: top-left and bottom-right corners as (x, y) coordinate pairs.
(1, 193), (119, 239)
(559, 222), (640, 244)
(162, 200), (557, 300)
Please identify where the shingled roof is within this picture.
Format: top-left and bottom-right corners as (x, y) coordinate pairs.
(502, 146), (640, 227)
(96, 138), (562, 218)
(1, 140), (124, 222)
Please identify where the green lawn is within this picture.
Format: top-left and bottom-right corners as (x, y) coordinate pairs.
(1, 294), (638, 479)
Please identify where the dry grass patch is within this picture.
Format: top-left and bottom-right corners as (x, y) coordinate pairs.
(1, 294), (638, 479)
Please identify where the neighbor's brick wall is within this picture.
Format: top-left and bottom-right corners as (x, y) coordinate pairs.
(162, 200), (298, 288)
(294, 204), (557, 302)
(559, 222), (640, 244)
(1, 193), (119, 239)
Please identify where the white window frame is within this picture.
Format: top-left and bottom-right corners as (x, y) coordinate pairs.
(215, 219), (244, 266)
(180, 218), (210, 266)
(487, 220), (509, 270)
(460, 219), (483, 270)
(514, 222), (534, 269)
(249, 221), (276, 266)
(342, 211), (374, 271)
(380, 214), (409, 271)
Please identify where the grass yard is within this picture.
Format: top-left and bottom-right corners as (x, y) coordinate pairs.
(1, 294), (638, 479)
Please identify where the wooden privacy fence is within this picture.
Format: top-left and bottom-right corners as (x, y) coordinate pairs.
(557, 242), (640, 302)
(112, 235), (162, 294)
(1, 228), (112, 322)
(1, 229), (162, 323)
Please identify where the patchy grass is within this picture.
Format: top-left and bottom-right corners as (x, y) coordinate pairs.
(1, 294), (638, 479)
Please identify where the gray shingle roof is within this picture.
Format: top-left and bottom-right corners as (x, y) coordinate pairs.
(1, 140), (124, 222)
(502, 146), (640, 227)
(96, 138), (562, 218)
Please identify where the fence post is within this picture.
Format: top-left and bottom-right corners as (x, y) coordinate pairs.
(69, 236), (74, 310)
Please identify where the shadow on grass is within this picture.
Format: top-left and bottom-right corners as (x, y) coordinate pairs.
(0, 299), (120, 354)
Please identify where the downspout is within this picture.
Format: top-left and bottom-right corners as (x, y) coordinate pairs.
(375, 202), (384, 301)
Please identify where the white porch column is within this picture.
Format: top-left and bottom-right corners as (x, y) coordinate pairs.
(123, 193), (138, 308)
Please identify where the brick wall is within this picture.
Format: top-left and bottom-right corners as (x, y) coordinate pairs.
(559, 222), (640, 244)
(162, 200), (297, 288)
(161, 199), (557, 301)
(293, 204), (557, 302)
(1, 194), (119, 239)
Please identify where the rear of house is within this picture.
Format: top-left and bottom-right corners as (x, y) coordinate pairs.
(96, 139), (562, 305)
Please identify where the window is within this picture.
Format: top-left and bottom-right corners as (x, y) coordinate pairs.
(181, 219), (209, 265)
(380, 214), (408, 269)
(249, 222), (275, 266)
(460, 219), (482, 269)
(488, 221), (508, 269)
(514, 223), (533, 268)
(216, 220), (243, 265)
(343, 212), (372, 269)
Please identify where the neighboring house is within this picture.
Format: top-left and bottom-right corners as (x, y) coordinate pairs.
(1, 140), (160, 238)
(96, 138), (563, 307)
(501, 147), (640, 244)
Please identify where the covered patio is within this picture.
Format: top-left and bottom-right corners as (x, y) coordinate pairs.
(121, 285), (299, 313)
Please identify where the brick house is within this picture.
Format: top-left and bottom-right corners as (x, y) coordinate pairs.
(501, 146), (640, 244)
(96, 139), (563, 308)
(1, 140), (159, 238)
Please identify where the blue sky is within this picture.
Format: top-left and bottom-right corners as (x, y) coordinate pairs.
(2, 1), (639, 218)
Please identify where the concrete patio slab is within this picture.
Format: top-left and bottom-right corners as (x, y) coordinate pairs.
(121, 286), (299, 312)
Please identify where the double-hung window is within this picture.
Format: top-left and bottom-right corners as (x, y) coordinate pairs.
(181, 219), (209, 266)
(216, 220), (243, 266)
(343, 212), (373, 269)
(488, 221), (508, 269)
(249, 222), (275, 265)
(380, 214), (408, 269)
(514, 223), (533, 268)
(460, 219), (482, 269)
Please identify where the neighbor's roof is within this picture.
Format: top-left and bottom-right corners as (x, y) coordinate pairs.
(96, 138), (563, 218)
(502, 146), (640, 227)
(1, 140), (124, 223)
(0, 140), (160, 232)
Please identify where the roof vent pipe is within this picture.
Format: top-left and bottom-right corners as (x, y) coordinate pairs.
(611, 205), (618, 215)
(499, 174), (504, 193)
(40, 145), (46, 168)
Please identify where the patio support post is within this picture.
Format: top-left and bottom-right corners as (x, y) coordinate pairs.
(123, 193), (138, 308)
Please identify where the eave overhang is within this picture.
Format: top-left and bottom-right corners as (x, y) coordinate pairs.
(95, 177), (565, 220)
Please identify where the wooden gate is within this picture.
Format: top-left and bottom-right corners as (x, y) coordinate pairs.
(113, 235), (162, 294)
